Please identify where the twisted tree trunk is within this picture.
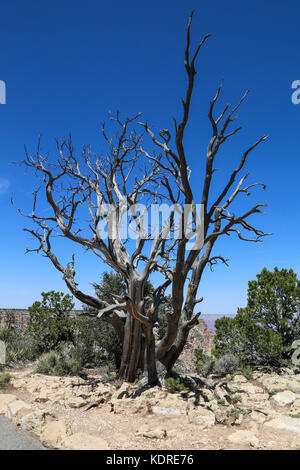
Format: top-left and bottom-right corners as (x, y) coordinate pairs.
(118, 278), (143, 381)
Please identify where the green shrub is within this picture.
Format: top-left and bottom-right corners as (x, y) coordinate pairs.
(96, 364), (116, 376)
(0, 329), (38, 365)
(233, 364), (253, 380)
(97, 370), (122, 388)
(28, 290), (122, 370)
(214, 268), (300, 367)
(28, 291), (76, 353)
(226, 407), (247, 420)
(194, 348), (216, 377)
(34, 351), (83, 376)
(216, 354), (239, 376)
(0, 371), (11, 388)
(164, 377), (185, 393)
(74, 317), (122, 369)
(231, 394), (242, 404)
(217, 398), (226, 406)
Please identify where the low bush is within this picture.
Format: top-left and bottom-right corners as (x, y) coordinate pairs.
(28, 290), (123, 370)
(232, 364), (253, 380)
(0, 328), (38, 365)
(96, 364), (117, 376)
(214, 268), (300, 366)
(73, 317), (122, 369)
(194, 348), (216, 377)
(226, 407), (247, 420)
(0, 371), (11, 388)
(34, 351), (83, 376)
(164, 377), (186, 393)
(99, 374), (122, 389)
(216, 354), (239, 376)
(231, 394), (242, 404)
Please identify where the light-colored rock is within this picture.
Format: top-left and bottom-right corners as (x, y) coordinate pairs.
(62, 433), (109, 450)
(159, 395), (187, 409)
(214, 410), (227, 424)
(259, 375), (300, 394)
(272, 390), (298, 406)
(6, 400), (32, 423)
(19, 410), (54, 434)
(152, 406), (186, 416)
(215, 385), (228, 402)
(112, 396), (152, 415)
(33, 391), (50, 403)
(249, 410), (268, 424)
(228, 382), (264, 395)
(266, 440), (276, 448)
(0, 394), (17, 415)
(202, 389), (214, 402)
(235, 414), (244, 425)
(252, 371), (264, 380)
(27, 384), (42, 394)
(10, 379), (26, 390)
(264, 415), (300, 433)
(227, 430), (259, 447)
(290, 399), (300, 414)
(188, 407), (215, 427)
(136, 425), (168, 439)
(94, 382), (115, 397)
(207, 399), (222, 413)
(41, 420), (70, 449)
(240, 393), (271, 409)
(52, 396), (65, 405)
(248, 421), (259, 434)
(281, 368), (295, 375)
(291, 435), (300, 449)
(232, 375), (248, 383)
(149, 395), (188, 416)
(67, 396), (89, 408)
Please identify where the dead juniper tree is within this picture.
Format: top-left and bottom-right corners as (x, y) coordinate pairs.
(15, 11), (270, 386)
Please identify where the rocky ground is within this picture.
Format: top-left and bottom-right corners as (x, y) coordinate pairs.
(1, 365), (300, 450)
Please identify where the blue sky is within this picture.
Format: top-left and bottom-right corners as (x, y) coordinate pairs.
(0, 0), (300, 314)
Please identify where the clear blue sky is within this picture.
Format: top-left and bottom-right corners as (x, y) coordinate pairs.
(0, 0), (299, 314)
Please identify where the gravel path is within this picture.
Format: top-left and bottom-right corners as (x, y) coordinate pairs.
(0, 416), (45, 450)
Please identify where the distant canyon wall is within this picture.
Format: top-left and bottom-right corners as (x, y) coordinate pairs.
(0, 308), (82, 329)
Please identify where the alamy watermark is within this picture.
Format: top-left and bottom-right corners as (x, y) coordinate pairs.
(291, 80), (300, 104)
(98, 203), (204, 250)
(0, 80), (6, 104)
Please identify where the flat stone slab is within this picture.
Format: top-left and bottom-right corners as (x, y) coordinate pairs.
(0, 394), (17, 415)
(272, 391), (299, 406)
(264, 416), (300, 433)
